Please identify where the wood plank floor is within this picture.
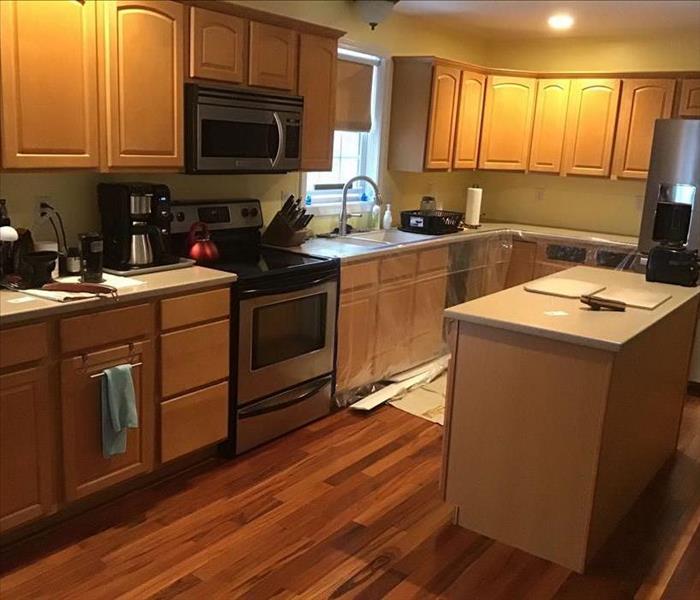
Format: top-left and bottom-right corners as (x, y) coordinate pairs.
(1, 397), (699, 599)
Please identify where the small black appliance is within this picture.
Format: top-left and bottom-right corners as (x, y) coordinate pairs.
(646, 201), (699, 287)
(79, 232), (104, 283)
(97, 182), (177, 272)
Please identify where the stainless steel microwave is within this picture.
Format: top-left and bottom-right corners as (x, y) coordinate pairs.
(185, 84), (302, 174)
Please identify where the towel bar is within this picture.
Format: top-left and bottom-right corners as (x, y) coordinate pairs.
(90, 362), (142, 379)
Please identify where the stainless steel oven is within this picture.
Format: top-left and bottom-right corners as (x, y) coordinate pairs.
(237, 275), (337, 405)
(185, 84), (302, 173)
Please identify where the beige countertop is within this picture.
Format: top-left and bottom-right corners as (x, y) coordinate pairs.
(0, 266), (236, 327)
(293, 222), (638, 262)
(445, 266), (700, 352)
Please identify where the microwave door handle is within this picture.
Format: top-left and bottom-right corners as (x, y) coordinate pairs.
(272, 112), (284, 167)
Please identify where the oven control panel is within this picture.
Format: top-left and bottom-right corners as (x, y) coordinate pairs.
(171, 199), (263, 233)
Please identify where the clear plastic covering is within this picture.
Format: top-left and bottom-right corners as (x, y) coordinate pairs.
(335, 228), (639, 407)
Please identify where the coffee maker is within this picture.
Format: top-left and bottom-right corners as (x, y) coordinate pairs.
(638, 119), (700, 286)
(98, 183), (177, 272)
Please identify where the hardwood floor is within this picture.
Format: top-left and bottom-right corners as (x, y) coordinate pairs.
(1, 397), (698, 599)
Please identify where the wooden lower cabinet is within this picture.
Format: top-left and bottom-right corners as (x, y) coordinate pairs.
(161, 382), (229, 462)
(504, 240), (536, 288)
(0, 367), (56, 532)
(337, 290), (377, 391)
(374, 279), (416, 379)
(61, 341), (155, 502)
(412, 272), (448, 365)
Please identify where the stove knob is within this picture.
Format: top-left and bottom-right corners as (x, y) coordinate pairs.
(175, 211), (185, 222)
(250, 207), (259, 217)
(241, 207), (250, 218)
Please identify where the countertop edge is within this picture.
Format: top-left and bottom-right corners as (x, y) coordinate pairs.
(0, 270), (237, 327)
(443, 309), (624, 352)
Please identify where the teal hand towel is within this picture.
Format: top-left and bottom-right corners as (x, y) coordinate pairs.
(101, 364), (138, 458)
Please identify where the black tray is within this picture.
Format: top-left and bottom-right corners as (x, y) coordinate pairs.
(399, 210), (463, 235)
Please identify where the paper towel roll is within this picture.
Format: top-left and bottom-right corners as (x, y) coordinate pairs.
(465, 187), (482, 227)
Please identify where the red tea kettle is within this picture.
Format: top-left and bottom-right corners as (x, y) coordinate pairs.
(186, 221), (219, 263)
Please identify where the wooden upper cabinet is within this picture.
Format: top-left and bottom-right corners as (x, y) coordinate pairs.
(612, 79), (675, 180)
(0, 0), (99, 168)
(101, 0), (184, 169)
(677, 78), (700, 117)
(249, 21), (298, 92)
(452, 71), (486, 170)
(425, 65), (461, 169)
(479, 76), (537, 171)
(298, 34), (337, 171)
(189, 6), (247, 84)
(529, 79), (571, 173)
(561, 79), (621, 177)
(0, 367), (56, 532)
(61, 342), (155, 501)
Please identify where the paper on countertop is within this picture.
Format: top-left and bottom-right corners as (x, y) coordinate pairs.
(589, 287), (672, 310)
(524, 278), (606, 299)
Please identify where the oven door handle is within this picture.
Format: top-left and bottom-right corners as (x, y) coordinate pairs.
(238, 378), (330, 419)
(271, 112), (284, 168)
(238, 273), (337, 298)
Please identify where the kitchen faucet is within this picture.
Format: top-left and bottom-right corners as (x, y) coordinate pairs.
(339, 175), (381, 237)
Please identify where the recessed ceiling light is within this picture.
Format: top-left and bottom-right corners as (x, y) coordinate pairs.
(548, 14), (574, 30)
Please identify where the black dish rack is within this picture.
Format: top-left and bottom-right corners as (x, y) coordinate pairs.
(399, 210), (463, 235)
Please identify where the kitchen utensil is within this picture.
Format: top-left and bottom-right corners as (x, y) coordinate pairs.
(79, 232), (104, 283)
(187, 221), (219, 263)
(580, 295), (626, 311)
(42, 281), (118, 299)
(18, 251), (57, 287)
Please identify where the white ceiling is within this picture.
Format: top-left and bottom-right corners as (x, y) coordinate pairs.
(393, 1), (700, 38)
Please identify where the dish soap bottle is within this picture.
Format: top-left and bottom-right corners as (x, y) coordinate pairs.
(371, 203), (381, 230)
(382, 204), (393, 230)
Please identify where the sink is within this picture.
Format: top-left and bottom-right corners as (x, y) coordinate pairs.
(348, 229), (431, 245)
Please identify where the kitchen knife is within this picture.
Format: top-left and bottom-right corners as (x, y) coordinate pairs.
(281, 195), (295, 217)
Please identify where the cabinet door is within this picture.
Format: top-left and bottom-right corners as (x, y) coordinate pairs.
(61, 342), (155, 501)
(479, 76), (537, 171)
(249, 21), (298, 92)
(677, 79), (700, 117)
(504, 240), (536, 288)
(412, 273), (448, 365)
(425, 65), (461, 170)
(375, 280), (416, 378)
(337, 291), (377, 391)
(0, 367), (56, 532)
(612, 79), (675, 180)
(189, 6), (247, 83)
(561, 79), (620, 177)
(529, 79), (570, 173)
(299, 34), (337, 171)
(452, 70), (486, 170)
(102, 0), (184, 168)
(0, 0), (98, 168)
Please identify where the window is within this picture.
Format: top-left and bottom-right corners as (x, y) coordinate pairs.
(302, 48), (382, 217)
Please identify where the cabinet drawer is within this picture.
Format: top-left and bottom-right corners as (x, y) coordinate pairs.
(161, 288), (230, 331)
(380, 253), (417, 283)
(60, 303), (153, 354)
(340, 260), (379, 292)
(161, 381), (228, 462)
(0, 323), (48, 369)
(161, 320), (229, 397)
(417, 247), (448, 274)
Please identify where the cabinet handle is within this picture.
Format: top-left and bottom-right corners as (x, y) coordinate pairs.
(89, 362), (143, 379)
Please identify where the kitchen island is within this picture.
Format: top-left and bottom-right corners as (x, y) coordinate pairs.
(442, 266), (700, 572)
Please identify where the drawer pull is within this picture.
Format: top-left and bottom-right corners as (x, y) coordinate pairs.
(89, 362), (142, 379)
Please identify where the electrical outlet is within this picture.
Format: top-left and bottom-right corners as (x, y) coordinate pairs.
(35, 195), (52, 222)
(534, 188), (545, 201)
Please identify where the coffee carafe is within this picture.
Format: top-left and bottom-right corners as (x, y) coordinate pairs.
(98, 182), (176, 272)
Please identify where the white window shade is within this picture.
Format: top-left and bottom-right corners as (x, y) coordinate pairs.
(336, 59), (373, 132)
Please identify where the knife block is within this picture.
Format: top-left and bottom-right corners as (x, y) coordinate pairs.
(261, 212), (308, 247)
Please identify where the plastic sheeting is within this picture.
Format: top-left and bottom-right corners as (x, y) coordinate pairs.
(335, 228), (639, 407)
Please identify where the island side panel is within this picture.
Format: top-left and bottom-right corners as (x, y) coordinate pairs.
(587, 297), (700, 561)
(444, 321), (613, 572)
